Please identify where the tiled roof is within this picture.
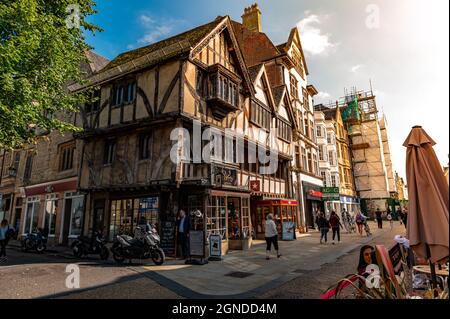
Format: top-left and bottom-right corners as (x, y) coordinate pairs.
(247, 64), (264, 83)
(276, 43), (287, 53)
(101, 17), (224, 72)
(271, 85), (286, 107)
(84, 50), (110, 74)
(231, 20), (280, 67)
(314, 104), (337, 120)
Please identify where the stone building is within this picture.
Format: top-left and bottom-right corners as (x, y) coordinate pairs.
(314, 110), (340, 216)
(0, 51), (109, 246)
(231, 4), (323, 231)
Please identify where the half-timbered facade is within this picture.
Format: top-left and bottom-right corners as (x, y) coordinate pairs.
(74, 15), (296, 255)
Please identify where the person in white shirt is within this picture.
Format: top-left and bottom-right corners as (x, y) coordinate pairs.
(265, 214), (281, 260)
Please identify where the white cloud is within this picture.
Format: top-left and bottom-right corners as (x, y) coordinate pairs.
(316, 91), (331, 100)
(133, 14), (184, 45)
(350, 64), (364, 73)
(138, 25), (173, 44)
(297, 13), (335, 56)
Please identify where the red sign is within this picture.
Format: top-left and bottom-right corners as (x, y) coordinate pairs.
(250, 180), (260, 192)
(308, 190), (323, 198)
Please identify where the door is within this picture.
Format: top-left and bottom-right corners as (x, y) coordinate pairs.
(92, 199), (105, 234)
(62, 198), (72, 245)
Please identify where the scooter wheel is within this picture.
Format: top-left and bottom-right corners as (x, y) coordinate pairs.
(73, 245), (84, 258)
(151, 248), (165, 266)
(36, 244), (46, 253)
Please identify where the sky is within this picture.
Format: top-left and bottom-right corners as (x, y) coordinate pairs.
(85, 0), (450, 179)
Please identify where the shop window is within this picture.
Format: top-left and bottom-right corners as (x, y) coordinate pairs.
(24, 196), (40, 234)
(64, 192), (84, 237)
(241, 198), (250, 239)
(44, 194), (58, 236)
(206, 196), (226, 240)
(227, 197), (241, 240)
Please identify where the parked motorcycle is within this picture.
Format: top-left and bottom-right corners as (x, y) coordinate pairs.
(21, 228), (48, 253)
(71, 231), (109, 260)
(111, 224), (165, 265)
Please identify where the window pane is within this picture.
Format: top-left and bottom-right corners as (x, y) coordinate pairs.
(69, 196), (84, 236)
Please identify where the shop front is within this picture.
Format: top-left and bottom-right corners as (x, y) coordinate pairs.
(339, 195), (361, 215)
(302, 181), (324, 229)
(23, 178), (83, 246)
(253, 199), (298, 240)
(322, 187), (340, 218)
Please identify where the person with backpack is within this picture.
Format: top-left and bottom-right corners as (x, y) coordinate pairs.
(318, 212), (331, 244)
(329, 211), (343, 244)
(0, 219), (14, 261)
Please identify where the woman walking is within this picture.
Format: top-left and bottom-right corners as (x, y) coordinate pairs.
(318, 212), (331, 244)
(355, 212), (366, 236)
(0, 219), (11, 262)
(265, 214), (281, 260)
(329, 211), (343, 244)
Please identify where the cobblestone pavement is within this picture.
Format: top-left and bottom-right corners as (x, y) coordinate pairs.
(0, 221), (405, 299)
(259, 222), (406, 299)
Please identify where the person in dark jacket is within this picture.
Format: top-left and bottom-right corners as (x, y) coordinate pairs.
(318, 213), (330, 244)
(176, 209), (191, 259)
(329, 211), (343, 244)
(375, 208), (383, 229)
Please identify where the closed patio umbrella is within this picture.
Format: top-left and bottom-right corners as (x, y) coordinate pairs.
(403, 126), (449, 268)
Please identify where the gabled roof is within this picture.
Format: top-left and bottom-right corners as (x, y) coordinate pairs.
(248, 63), (264, 83)
(285, 27), (309, 75)
(230, 20), (280, 67)
(102, 18), (223, 72)
(271, 84), (298, 131)
(84, 51), (110, 74)
(276, 43), (287, 54)
(271, 85), (286, 108)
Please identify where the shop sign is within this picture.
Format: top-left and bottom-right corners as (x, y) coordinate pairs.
(321, 187), (339, 201)
(282, 221), (296, 241)
(308, 190), (323, 198)
(189, 230), (205, 257)
(250, 180), (260, 192)
(141, 197), (159, 210)
(209, 234), (222, 257)
(212, 166), (237, 187)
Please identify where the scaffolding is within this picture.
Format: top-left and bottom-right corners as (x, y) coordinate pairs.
(322, 86), (396, 213)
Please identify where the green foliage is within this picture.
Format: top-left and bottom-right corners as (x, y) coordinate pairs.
(0, 0), (101, 149)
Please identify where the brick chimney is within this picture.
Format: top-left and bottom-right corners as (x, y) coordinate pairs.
(242, 3), (262, 33)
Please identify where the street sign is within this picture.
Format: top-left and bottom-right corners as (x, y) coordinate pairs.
(321, 187), (339, 201)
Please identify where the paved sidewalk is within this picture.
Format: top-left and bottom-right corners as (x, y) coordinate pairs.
(133, 221), (394, 298)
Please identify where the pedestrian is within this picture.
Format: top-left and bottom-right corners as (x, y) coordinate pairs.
(329, 211), (343, 244)
(265, 213), (281, 260)
(355, 212), (365, 236)
(402, 208), (408, 227)
(397, 207), (403, 225)
(387, 212), (393, 230)
(357, 245), (375, 275)
(318, 212), (330, 244)
(375, 208), (383, 229)
(0, 219), (13, 262)
(314, 209), (321, 231)
(176, 209), (191, 259)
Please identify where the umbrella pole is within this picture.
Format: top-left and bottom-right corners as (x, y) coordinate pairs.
(426, 244), (438, 290)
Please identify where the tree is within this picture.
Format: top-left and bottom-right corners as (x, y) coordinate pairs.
(0, 0), (101, 149)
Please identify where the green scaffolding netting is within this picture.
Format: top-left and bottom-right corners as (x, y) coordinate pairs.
(342, 96), (361, 122)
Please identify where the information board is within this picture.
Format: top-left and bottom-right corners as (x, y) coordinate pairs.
(209, 234), (222, 257)
(160, 221), (176, 256)
(189, 230), (204, 257)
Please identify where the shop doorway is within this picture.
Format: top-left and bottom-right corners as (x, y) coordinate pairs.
(227, 197), (241, 240)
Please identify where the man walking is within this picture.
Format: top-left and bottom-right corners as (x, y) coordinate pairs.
(375, 208), (383, 229)
(176, 209), (191, 259)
